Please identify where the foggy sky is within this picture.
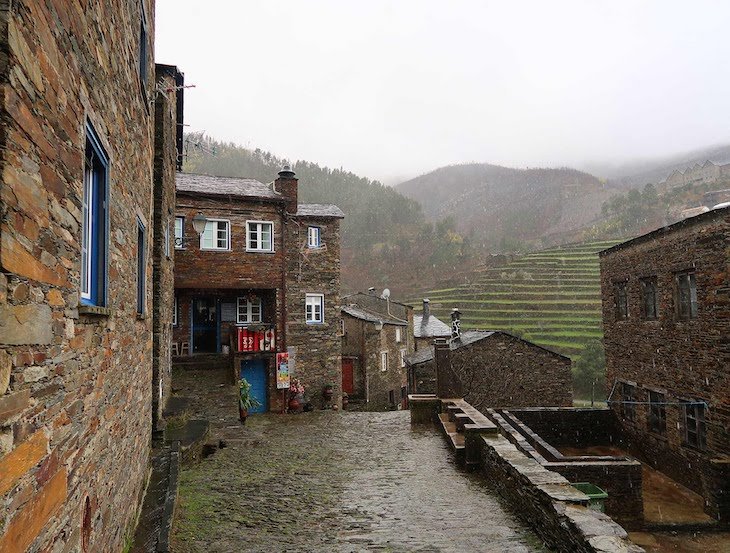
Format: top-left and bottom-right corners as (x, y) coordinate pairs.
(155, 1), (730, 184)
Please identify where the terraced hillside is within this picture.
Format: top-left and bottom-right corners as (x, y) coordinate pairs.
(412, 240), (624, 359)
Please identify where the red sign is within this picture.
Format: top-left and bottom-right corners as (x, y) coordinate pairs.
(237, 328), (276, 352)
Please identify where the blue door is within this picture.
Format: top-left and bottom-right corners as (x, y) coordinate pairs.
(240, 359), (267, 414)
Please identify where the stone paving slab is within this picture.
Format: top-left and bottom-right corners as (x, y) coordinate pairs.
(170, 369), (549, 552)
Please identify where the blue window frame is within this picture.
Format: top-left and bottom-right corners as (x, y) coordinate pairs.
(137, 218), (146, 314)
(81, 123), (109, 306)
(139, 6), (148, 87)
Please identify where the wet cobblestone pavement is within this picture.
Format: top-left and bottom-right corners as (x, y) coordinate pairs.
(171, 369), (548, 552)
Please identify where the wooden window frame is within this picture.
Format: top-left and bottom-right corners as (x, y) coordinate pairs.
(305, 293), (324, 324)
(81, 122), (110, 307)
(200, 218), (231, 251)
(136, 218), (146, 315)
(174, 216), (185, 249)
(648, 390), (667, 436)
(614, 281), (628, 320)
(675, 271), (698, 320)
(236, 296), (262, 324)
(307, 226), (321, 248)
(246, 220), (274, 253)
(639, 277), (658, 320)
(682, 400), (707, 450)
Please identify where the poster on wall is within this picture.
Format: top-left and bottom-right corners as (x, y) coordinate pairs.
(276, 352), (290, 389)
(287, 346), (296, 376)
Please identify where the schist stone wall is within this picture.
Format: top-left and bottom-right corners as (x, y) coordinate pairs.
(342, 315), (409, 410)
(152, 65), (180, 429)
(174, 172), (344, 410)
(0, 1), (170, 551)
(600, 207), (730, 520)
(284, 211), (342, 409)
(411, 332), (573, 409)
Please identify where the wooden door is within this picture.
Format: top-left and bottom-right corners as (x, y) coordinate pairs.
(342, 358), (354, 395)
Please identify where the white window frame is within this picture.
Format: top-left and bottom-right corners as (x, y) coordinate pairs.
(380, 351), (388, 372)
(174, 216), (185, 249)
(246, 220), (274, 253)
(400, 348), (407, 367)
(164, 219), (171, 258)
(395, 327), (402, 343)
(173, 295), (178, 326)
(307, 226), (321, 248)
(305, 293), (324, 324)
(237, 296), (263, 324)
(80, 163), (93, 300)
(200, 218), (231, 251)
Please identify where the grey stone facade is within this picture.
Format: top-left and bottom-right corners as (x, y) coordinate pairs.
(173, 170), (344, 410)
(0, 1), (179, 550)
(600, 206), (730, 521)
(341, 294), (414, 410)
(407, 330), (573, 408)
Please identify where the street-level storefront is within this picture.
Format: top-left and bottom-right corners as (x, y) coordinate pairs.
(173, 288), (279, 354)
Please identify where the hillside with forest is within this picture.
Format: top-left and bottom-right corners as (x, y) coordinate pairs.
(182, 134), (479, 295)
(396, 163), (615, 250)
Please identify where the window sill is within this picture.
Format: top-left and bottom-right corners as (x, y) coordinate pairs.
(306, 321), (324, 325)
(200, 248), (232, 252)
(79, 305), (113, 317)
(681, 442), (707, 454)
(246, 249), (276, 254)
(647, 430), (668, 442)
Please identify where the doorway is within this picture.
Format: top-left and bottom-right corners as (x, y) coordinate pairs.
(192, 297), (218, 353)
(342, 358), (354, 395)
(240, 359), (268, 413)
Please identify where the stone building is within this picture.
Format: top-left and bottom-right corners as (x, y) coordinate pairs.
(406, 323), (573, 409)
(0, 1), (181, 551)
(663, 160), (730, 188)
(600, 205), (730, 521)
(173, 169), (344, 411)
(341, 292), (414, 410)
(413, 298), (450, 351)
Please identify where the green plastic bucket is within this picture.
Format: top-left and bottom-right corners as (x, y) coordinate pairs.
(572, 482), (608, 512)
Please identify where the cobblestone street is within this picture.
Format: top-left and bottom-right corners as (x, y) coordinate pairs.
(170, 368), (547, 552)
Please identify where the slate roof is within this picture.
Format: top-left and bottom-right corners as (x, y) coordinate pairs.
(405, 329), (570, 366)
(295, 204), (345, 218)
(342, 305), (408, 326)
(404, 347), (435, 366)
(176, 172), (280, 200)
(413, 314), (451, 338)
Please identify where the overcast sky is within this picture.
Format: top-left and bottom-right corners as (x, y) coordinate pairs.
(155, 1), (730, 184)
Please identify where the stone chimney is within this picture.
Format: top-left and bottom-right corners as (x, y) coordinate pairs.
(451, 308), (461, 340)
(434, 338), (462, 399)
(275, 165), (298, 214)
(422, 298), (430, 319)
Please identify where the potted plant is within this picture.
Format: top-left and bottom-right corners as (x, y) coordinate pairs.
(323, 383), (334, 402)
(238, 378), (260, 424)
(288, 378), (305, 413)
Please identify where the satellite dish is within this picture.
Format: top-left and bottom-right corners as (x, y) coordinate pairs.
(381, 288), (391, 299)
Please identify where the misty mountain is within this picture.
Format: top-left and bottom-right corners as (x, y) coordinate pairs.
(584, 143), (730, 188)
(396, 163), (613, 248)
